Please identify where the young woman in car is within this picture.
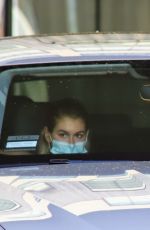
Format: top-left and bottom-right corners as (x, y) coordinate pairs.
(36, 98), (89, 154)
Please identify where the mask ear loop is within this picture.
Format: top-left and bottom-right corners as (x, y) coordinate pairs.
(49, 134), (53, 148)
(49, 134), (53, 142)
(85, 130), (90, 151)
(85, 130), (89, 142)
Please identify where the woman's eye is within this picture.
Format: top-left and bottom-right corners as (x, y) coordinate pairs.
(76, 133), (85, 139)
(59, 133), (68, 138)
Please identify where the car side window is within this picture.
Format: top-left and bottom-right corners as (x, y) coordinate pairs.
(1, 63), (150, 159)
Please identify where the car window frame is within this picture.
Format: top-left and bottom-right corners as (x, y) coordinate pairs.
(1, 60), (150, 160)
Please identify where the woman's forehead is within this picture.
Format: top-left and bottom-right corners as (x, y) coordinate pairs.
(54, 116), (86, 132)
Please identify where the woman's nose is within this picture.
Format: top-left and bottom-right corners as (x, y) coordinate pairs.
(68, 136), (75, 144)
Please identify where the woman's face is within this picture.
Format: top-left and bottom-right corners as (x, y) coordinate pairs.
(51, 116), (87, 144)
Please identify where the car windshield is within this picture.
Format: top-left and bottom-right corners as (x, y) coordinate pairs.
(1, 61), (150, 161)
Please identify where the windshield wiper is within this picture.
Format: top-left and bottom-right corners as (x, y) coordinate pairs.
(49, 158), (69, 164)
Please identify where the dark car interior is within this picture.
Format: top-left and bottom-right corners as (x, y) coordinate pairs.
(1, 62), (150, 160)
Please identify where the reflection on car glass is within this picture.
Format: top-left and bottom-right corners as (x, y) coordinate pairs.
(19, 63), (147, 79)
(6, 135), (38, 150)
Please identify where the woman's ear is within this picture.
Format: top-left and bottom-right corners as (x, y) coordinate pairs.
(43, 126), (51, 146)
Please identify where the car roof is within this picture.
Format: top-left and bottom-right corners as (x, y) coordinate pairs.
(1, 33), (150, 66)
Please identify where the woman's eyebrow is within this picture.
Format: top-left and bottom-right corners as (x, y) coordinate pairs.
(58, 130), (69, 134)
(75, 131), (86, 134)
(58, 130), (85, 135)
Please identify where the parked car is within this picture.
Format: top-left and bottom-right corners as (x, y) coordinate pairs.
(1, 33), (150, 229)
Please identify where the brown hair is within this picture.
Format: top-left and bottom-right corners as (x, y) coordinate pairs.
(47, 98), (89, 132)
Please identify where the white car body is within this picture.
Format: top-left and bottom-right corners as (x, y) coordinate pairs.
(0, 33), (150, 229)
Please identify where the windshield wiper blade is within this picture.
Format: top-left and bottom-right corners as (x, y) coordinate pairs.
(49, 158), (69, 164)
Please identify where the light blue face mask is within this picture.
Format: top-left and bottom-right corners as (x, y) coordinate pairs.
(50, 140), (88, 154)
